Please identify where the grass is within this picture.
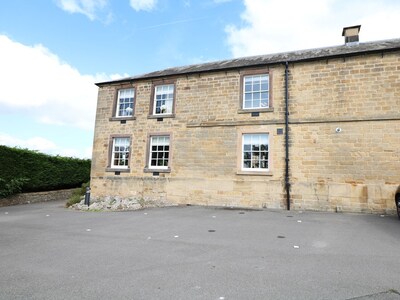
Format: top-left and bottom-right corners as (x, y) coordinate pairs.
(65, 182), (89, 207)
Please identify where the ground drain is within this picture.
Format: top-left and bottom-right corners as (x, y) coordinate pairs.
(208, 230), (216, 232)
(277, 235), (286, 239)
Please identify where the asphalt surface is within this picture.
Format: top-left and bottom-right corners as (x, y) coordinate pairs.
(0, 201), (399, 300)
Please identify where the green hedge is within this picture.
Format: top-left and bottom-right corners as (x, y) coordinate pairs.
(0, 145), (91, 196)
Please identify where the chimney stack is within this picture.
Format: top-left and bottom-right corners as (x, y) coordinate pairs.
(342, 25), (361, 45)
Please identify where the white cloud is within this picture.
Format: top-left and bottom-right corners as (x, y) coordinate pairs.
(226, 0), (400, 57)
(56, 0), (110, 21)
(130, 0), (157, 11)
(0, 133), (92, 158)
(0, 133), (56, 153)
(0, 35), (127, 131)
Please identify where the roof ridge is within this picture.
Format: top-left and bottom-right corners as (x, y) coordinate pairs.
(96, 38), (400, 86)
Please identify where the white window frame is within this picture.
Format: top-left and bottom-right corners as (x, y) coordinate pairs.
(243, 74), (269, 109)
(116, 88), (135, 117)
(153, 84), (174, 115)
(148, 135), (170, 169)
(241, 133), (269, 172)
(111, 137), (131, 169)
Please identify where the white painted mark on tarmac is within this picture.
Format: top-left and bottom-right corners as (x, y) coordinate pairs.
(86, 229), (91, 232)
(219, 297), (225, 300)
(144, 213), (148, 215)
(4, 212), (8, 215)
(46, 215), (50, 217)
(297, 220), (302, 223)
(294, 245), (300, 249)
(174, 235), (179, 238)
(147, 236), (151, 240)
(212, 216), (216, 218)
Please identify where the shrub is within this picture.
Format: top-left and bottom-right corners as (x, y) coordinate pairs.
(0, 178), (29, 199)
(65, 181), (90, 207)
(0, 145), (91, 195)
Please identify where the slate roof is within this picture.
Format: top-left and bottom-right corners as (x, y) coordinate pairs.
(96, 38), (400, 86)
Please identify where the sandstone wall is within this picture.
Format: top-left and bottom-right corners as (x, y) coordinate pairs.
(91, 51), (400, 213)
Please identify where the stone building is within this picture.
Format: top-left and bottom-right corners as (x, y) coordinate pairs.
(91, 26), (400, 213)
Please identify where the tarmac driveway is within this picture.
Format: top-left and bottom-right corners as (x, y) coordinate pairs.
(0, 201), (399, 300)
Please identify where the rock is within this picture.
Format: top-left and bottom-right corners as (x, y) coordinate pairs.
(69, 195), (170, 212)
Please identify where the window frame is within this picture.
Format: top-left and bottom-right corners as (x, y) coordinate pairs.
(148, 80), (176, 118)
(236, 129), (273, 176)
(106, 135), (132, 172)
(144, 133), (172, 173)
(110, 85), (136, 121)
(238, 69), (273, 113)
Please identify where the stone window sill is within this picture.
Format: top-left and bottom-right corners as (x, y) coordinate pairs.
(144, 167), (171, 173)
(106, 167), (130, 173)
(147, 114), (175, 119)
(109, 116), (136, 121)
(237, 108), (274, 114)
(236, 171), (273, 176)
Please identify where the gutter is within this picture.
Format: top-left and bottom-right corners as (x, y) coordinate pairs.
(284, 62), (291, 211)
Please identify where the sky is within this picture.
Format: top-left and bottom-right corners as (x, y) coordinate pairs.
(0, 0), (399, 159)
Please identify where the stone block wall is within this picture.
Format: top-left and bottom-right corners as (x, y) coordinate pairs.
(0, 188), (77, 207)
(91, 50), (400, 213)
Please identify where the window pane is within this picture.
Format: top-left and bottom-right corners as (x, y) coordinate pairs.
(243, 134), (251, 145)
(117, 89), (134, 117)
(149, 135), (170, 169)
(242, 133), (269, 171)
(154, 84), (174, 115)
(244, 76), (252, 83)
(261, 92), (268, 100)
(243, 160), (251, 168)
(112, 137), (130, 168)
(261, 82), (269, 91)
(243, 74), (269, 109)
(260, 151), (268, 159)
(260, 160), (268, 169)
(245, 93), (252, 101)
(260, 134), (268, 145)
(244, 101), (252, 108)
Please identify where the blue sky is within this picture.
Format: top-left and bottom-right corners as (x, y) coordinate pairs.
(0, 0), (399, 158)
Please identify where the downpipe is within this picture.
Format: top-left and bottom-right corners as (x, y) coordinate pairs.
(285, 62), (291, 210)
